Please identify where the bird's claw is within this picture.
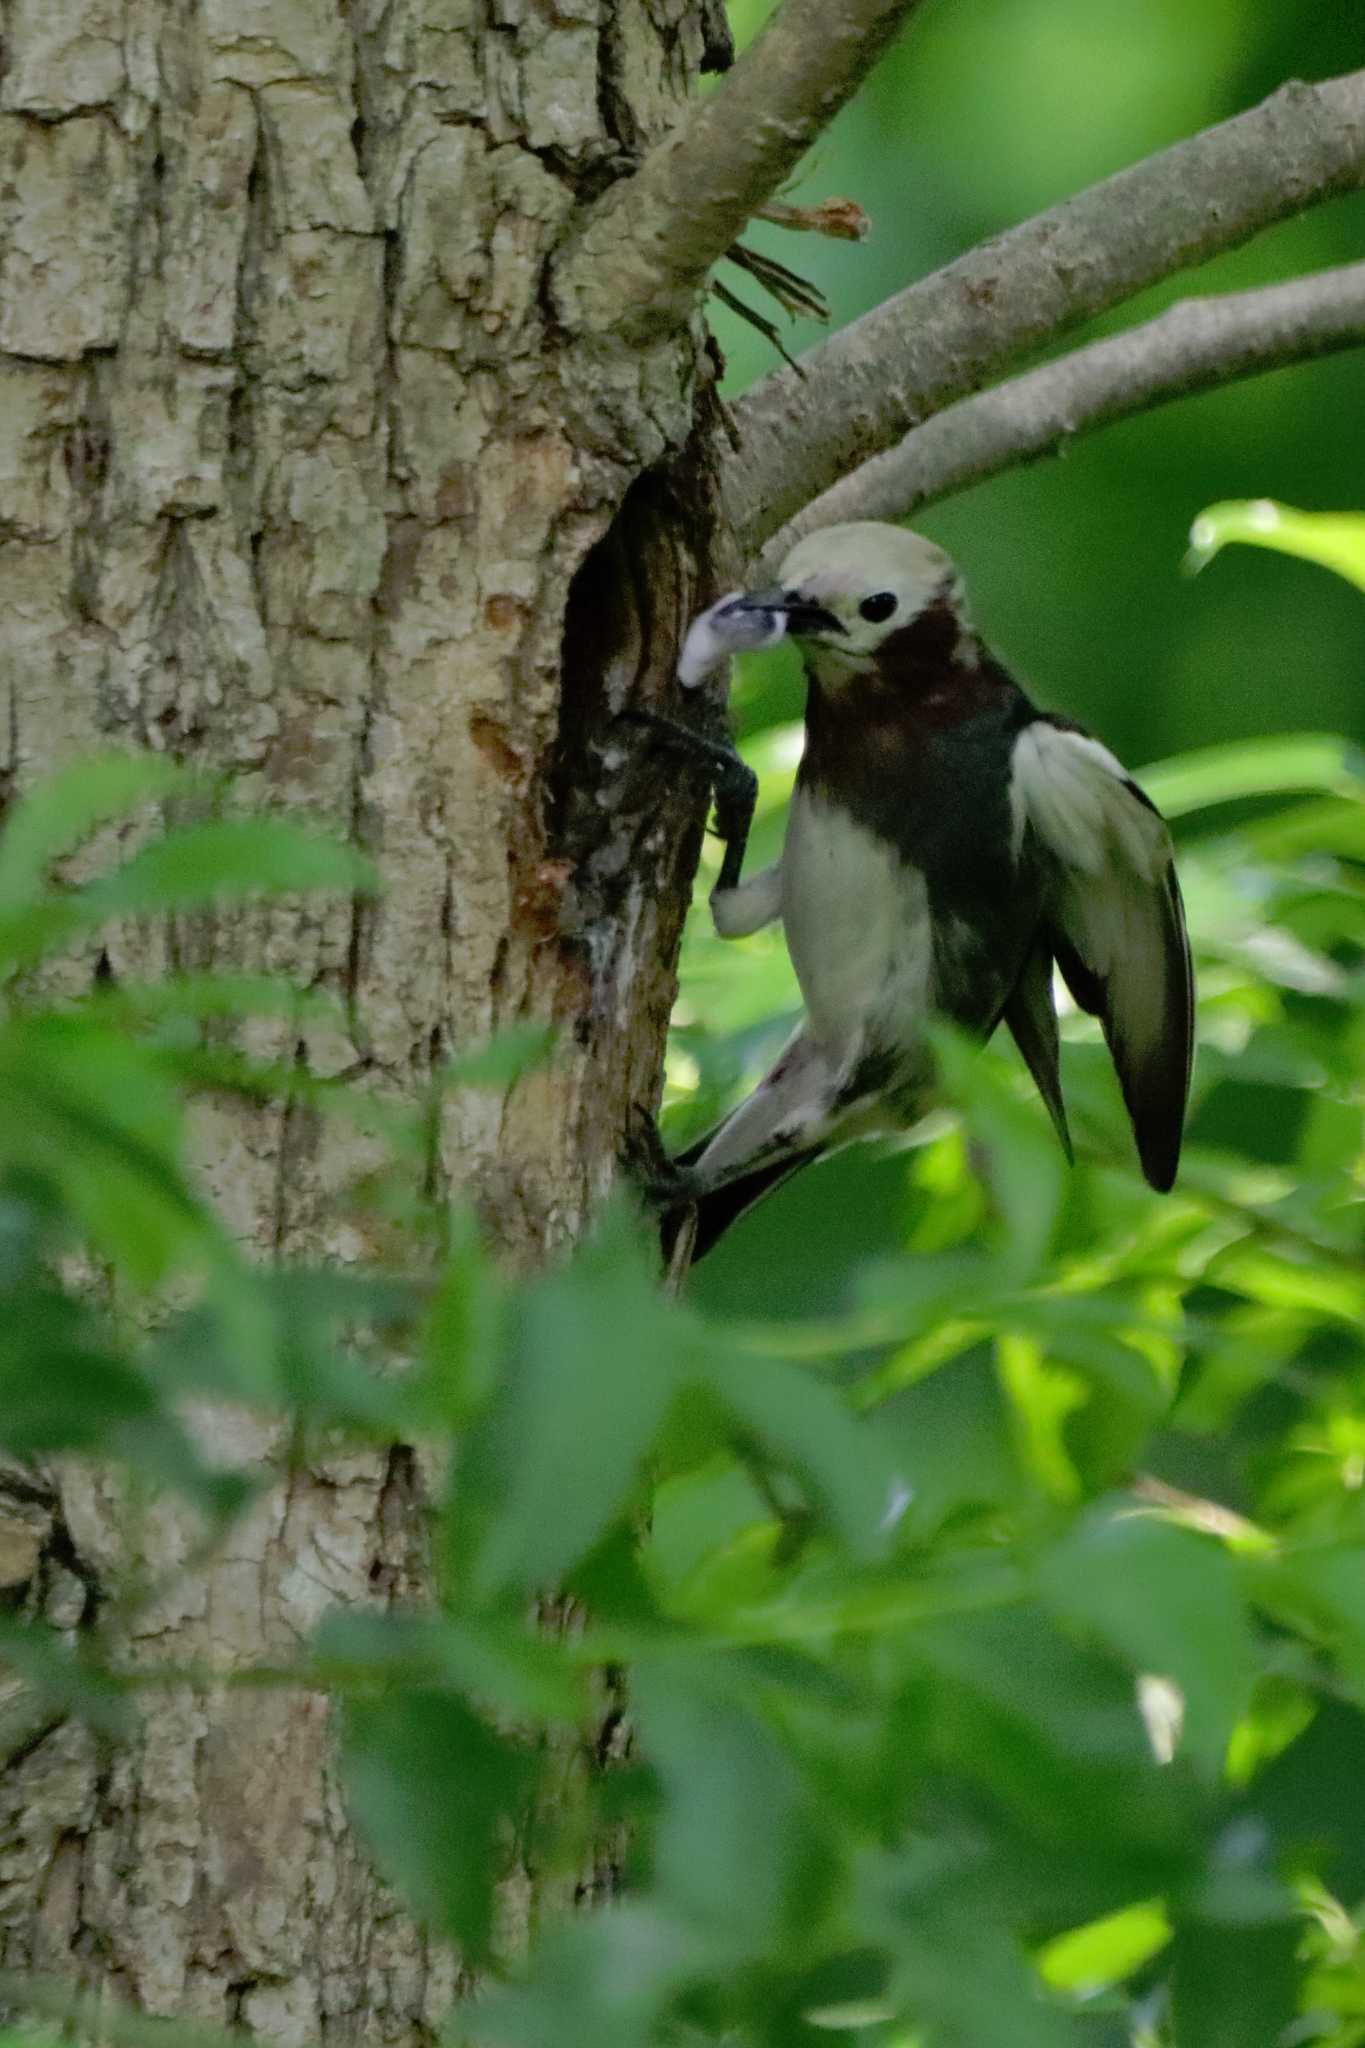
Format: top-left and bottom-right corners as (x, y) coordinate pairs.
(709, 752), (758, 895)
(621, 1104), (698, 1208)
(623, 709), (757, 894)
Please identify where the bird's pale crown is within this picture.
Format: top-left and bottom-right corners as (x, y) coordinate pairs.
(775, 523), (957, 667)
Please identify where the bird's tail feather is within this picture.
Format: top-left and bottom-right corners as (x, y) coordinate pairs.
(665, 1150), (819, 1265)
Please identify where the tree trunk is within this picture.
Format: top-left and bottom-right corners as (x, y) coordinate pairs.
(0, 1), (728, 2033)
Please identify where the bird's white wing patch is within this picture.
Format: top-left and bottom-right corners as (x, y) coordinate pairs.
(1009, 718), (1193, 1191)
(1010, 723), (1162, 879)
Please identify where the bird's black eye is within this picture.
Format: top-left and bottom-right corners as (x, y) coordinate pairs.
(859, 591), (897, 623)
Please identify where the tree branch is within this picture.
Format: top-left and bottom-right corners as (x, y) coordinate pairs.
(551, 0), (925, 339)
(762, 259), (1365, 562)
(726, 69), (1365, 553)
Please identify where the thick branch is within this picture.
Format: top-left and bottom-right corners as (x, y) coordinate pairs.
(726, 69), (1365, 552)
(763, 260), (1365, 562)
(551, 0), (924, 339)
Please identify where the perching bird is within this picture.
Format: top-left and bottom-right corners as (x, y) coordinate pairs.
(658, 522), (1194, 1262)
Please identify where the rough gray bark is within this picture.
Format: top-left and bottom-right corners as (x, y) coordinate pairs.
(0, 0), (733, 2035)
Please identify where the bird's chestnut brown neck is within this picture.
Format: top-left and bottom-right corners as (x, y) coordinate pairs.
(801, 597), (1009, 750)
(795, 597), (1028, 869)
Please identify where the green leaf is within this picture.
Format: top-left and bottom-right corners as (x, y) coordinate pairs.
(0, 1290), (247, 1519)
(271, 1270), (417, 1431)
(155, 1043), (422, 1156)
(0, 817), (374, 974)
(1254, 1701), (1365, 1899)
(930, 1025), (1067, 1283)
(0, 1983), (236, 2048)
(149, 1268), (417, 1431)
(1037, 1897), (1171, 1996)
(884, 1911), (1078, 2048)
(341, 1688), (527, 1960)
(0, 752), (198, 913)
(1186, 499), (1365, 592)
(316, 1610), (584, 1724)
(1139, 732), (1364, 819)
(77, 817), (375, 916)
(1036, 1506), (1257, 1772)
(456, 1204), (682, 1600)
(100, 972), (350, 1028)
(0, 1015), (217, 1288)
(634, 1658), (839, 1958)
(907, 1605), (1178, 1849)
(416, 1209), (503, 1424)
(996, 1331), (1088, 1503)
(1224, 1677), (1317, 1789)
(1260, 1545), (1365, 1706)
(1211, 1242), (1365, 1324)
(442, 1024), (555, 1091)
(0, 1291), (151, 1451)
(700, 1345), (905, 1562)
(468, 1910), (700, 2048)
(0, 1618), (133, 1739)
(646, 1460), (772, 1604)
(1005, 1297), (1171, 1495)
(864, 1843), (1083, 2048)
(1169, 1895), (1298, 2048)
(714, 1556), (1020, 1649)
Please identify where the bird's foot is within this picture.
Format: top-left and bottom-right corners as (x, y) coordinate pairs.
(622, 1107), (702, 1291)
(623, 709), (757, 893)
(621, 1103), (698, 1208)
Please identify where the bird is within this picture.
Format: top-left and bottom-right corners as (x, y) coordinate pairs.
(658, 521), (1194, 1263)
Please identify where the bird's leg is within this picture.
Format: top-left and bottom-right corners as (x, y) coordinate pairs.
(710, 859), (781, 939)
(661, 1205), (698, 1297)
(624, 710), (758, 893)
(617, 706), (760, 1282)
(711, 744), (760, 896)
(621, 1102), (696, 1204)
(620, 1103), (701, 1291)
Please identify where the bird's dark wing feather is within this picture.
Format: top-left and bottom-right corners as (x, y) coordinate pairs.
(1001, 938), (1072, 1161)
(677, 1154), (817, 1263)
(1010, 719), (1193, 1191)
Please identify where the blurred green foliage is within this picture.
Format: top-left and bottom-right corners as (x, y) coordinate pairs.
(2, 499), (1365, 2048)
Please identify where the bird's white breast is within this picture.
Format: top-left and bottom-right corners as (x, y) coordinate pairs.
(781, 790), (932, 1061)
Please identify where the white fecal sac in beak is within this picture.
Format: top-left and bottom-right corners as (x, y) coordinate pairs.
(677, 592), (790, 689)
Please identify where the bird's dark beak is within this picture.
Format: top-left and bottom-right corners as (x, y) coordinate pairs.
(733, 587), (847, 637)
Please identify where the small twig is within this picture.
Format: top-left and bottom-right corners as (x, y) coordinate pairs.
(726, 244), (830, 323)
(726, 68), (1365, 551)
(710, 279), (805, 373)
(756, 197), (871, 241)
(765, 259), (1365, 562)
